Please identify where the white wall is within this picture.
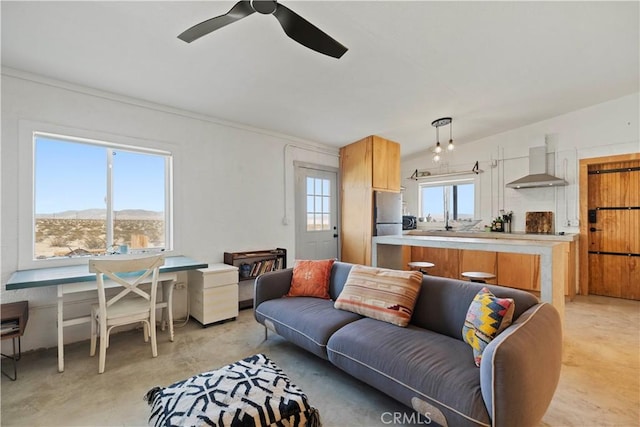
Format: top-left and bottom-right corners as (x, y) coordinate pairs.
(1, 70), (339, 352)
(402, 93), (640, 233)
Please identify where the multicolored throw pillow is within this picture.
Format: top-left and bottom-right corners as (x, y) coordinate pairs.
(286, 259), (335, 299)
(462, 287), (515, 367)
(334, 265), (423, 327)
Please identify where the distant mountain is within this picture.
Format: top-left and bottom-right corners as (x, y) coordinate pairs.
(36, 209), (163, 220)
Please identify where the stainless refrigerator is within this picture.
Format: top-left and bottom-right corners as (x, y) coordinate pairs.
(373, 191), (403, 236)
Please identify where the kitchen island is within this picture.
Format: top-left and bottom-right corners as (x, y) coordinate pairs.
(372, 234), (572, 323)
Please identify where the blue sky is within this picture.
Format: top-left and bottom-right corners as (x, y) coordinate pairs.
(35, 136), (166, 214)
(421, 183), (474, 219)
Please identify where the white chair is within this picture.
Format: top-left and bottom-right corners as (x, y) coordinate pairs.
(89, 254), (165, 374)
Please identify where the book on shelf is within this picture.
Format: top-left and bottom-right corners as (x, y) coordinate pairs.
(224, 248), (287, 280)
(245, 258), (283, 278)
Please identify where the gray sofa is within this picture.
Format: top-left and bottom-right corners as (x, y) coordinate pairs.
(254, 261), (562, 427)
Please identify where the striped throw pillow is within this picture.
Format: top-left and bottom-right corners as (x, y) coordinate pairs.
(334, 265), (423, 327)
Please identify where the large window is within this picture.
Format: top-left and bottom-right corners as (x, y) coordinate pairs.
(419, 178), (476, 228)
(33, 133), (172, 260)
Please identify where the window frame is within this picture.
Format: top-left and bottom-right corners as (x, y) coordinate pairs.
(18, 121), (175, 269)
(417, 175), (479, 230)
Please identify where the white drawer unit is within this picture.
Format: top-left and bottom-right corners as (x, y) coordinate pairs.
(188, 264), (239, 326)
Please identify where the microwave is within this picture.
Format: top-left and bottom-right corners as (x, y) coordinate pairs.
(402, 215), (417, 230)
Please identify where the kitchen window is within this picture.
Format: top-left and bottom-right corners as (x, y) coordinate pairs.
(418, 178), (476, 229)
(33, 132), (173, 260)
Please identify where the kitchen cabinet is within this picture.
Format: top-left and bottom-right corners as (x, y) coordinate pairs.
(497, 253), (540, 291)
(459, 250), (497, 284)
(340, 135), (401, 265)
(340, 135), (400, 192)
(406, 230), (577, 298)
(372, 136), (401, 191)
(411, 246), (459, 278)
(405, 244), (570, 296)
(410, 248), (498, 285)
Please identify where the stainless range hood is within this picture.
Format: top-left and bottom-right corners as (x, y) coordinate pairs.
(506, 146), (567, 189)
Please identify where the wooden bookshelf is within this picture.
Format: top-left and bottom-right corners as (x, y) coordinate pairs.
(223, 248), (287, 309)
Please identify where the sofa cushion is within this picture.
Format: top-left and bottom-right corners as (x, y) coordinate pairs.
(255, 297), (362, 359)
(410, 275), (539, 341)
(328, 262), (354, 300)
(327, 317), (490, 426)
(463, 287), (515, 367)
(287, 259), (335, 299)
(334, 265), (422, 327)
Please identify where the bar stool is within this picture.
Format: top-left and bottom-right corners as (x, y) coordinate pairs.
(461, 271), (496, 283)
(408, 261), (435, 274)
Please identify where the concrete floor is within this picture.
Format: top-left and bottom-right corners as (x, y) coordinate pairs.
(1, 295), (638, 427)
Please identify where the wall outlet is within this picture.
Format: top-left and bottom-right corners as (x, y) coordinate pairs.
(567, 219), (579, 227)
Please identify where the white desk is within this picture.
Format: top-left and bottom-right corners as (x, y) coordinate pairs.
(5, 256), (207, 372)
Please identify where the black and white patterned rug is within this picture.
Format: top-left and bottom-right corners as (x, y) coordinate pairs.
(145, 353), (321, 427)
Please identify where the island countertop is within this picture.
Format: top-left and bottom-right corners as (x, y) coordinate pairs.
(405, 230), (578, 242)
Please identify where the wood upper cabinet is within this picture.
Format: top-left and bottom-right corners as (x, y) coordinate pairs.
(372, 136), (401, 191)
(340, 135), (401, 265)
(341, 135), (400, 192)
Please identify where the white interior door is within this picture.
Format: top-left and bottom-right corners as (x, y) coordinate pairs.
(295, 164), (339, 260)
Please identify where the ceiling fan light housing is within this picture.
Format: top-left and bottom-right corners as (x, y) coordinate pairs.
(252, 0), (278, 15)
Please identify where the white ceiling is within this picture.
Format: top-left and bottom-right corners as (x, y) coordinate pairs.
(2, 1), (638, 156)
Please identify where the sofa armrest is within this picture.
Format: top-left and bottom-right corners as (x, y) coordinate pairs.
(254, 268), (293, 308)
(480, 303), (562, 427)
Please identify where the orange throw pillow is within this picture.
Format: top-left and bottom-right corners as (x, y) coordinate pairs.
(287, 259), (335, 299)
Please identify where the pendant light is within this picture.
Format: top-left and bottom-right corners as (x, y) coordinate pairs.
(434, 125), (442, 154)
(431, 117), (453, 162)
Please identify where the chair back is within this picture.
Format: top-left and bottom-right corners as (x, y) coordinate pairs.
(89, 254), (165, 313)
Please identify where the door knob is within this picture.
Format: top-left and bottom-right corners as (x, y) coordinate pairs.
(333, 233), (339, 238)
(589, 227), (602, 232)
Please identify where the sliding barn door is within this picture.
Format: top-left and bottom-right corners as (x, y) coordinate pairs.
(587, 159), (640, 300)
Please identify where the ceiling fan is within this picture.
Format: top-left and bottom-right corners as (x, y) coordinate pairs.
(178, 0), (348, 59)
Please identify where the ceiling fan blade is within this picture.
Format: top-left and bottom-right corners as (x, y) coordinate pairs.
(272, 3), (348, 59)
(178, 1), (255, 43)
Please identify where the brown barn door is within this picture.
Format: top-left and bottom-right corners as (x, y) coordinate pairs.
(587, 160), (640, 300)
